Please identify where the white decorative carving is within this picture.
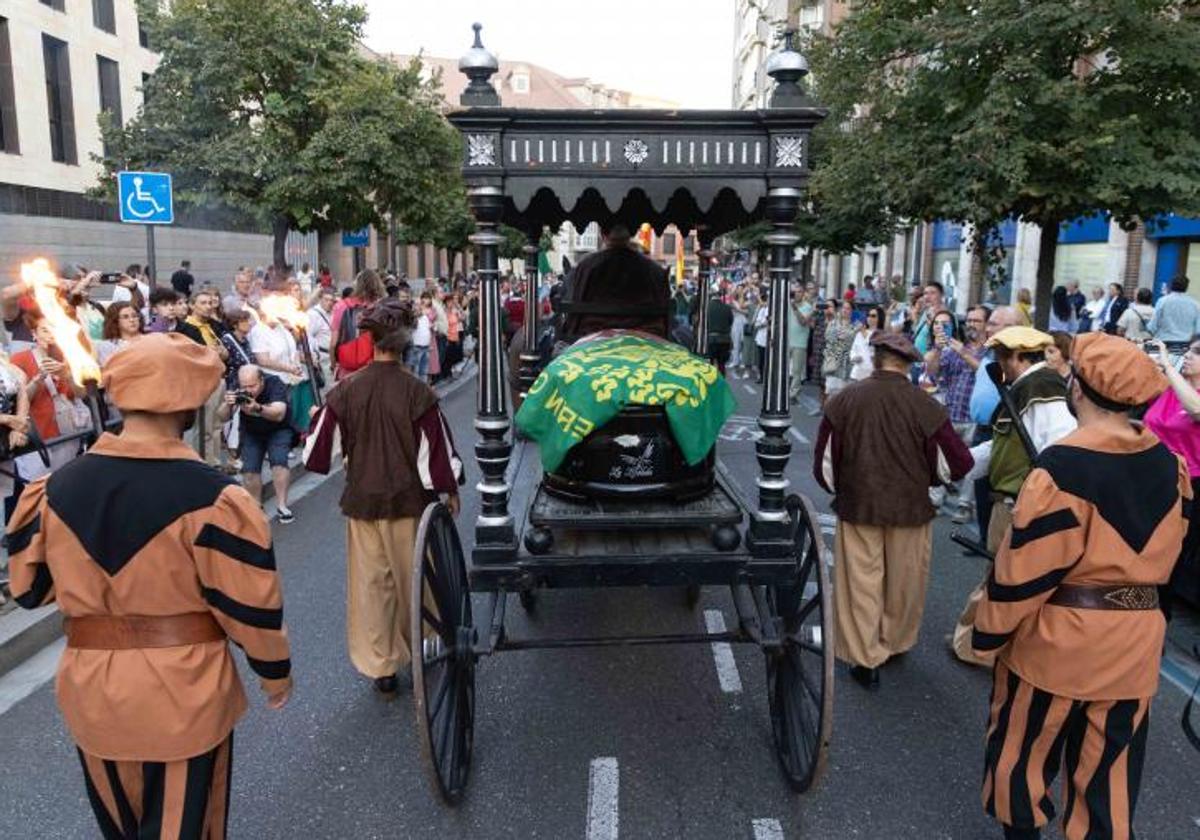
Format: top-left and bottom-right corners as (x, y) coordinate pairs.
(623, 138), (649, 166)
(774, 136), (805, 168)
(467, 134), (496, 166)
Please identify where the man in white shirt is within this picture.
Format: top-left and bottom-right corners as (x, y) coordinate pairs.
(249, 314), (304, 386)
(307, 288), (336, 383)
(1116, 288), (1156, 342)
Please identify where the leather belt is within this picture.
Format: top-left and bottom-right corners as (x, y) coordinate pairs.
(1048, 583), (1159, 611)
(64, 612), (225, 650)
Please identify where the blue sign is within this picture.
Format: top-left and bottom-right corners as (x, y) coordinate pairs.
(342, 228), (370, 248)
(117, 171), (174, 224)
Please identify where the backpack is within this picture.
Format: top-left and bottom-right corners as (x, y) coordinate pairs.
(334, 304), (374, 373)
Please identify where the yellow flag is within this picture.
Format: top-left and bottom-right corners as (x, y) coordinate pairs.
(675, 228), (686, 288)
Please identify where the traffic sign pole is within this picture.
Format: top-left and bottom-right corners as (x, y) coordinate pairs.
(116, 171), (173, 289)
(146, 225), (158, 289)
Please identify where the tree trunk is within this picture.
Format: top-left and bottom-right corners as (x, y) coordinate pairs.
(1033, 219), (1060, 331)
(271, 215), (290, 273)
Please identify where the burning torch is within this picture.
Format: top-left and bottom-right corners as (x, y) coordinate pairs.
(21, 259), (107, 442)
(259, 294), (323, 408)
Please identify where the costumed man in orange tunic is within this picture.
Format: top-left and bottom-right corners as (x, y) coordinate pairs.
(7, 332), (292, 839)
(974, 334), (1189, 840)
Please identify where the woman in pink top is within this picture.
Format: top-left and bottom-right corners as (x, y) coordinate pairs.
(1144, 337), (1200, 606)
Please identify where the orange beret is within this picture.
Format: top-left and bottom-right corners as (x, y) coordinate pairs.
(1070, 333), (1167, 409)
(102, 332), (224, 412)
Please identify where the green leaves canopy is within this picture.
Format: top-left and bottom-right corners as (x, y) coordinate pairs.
(97, 0), (462, 266)
(807, 0), (1200, 321)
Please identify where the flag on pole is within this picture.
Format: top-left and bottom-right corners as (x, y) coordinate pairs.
(675, 228), (686, 288)
(636, 223), (653, 254)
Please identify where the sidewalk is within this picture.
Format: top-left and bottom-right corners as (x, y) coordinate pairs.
(0, 364), (475, 680)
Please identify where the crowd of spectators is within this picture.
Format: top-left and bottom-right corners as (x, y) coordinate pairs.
(0, 259), (482, 533)
(691, 264), (1200, 541)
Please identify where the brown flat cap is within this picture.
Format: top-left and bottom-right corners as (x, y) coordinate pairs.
(870, 331), (921, 363)
(102, 332), (223, 413)
(1071, 333), (1167, 409)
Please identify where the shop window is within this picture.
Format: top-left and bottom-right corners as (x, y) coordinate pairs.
(1052, 243), (1110, 291)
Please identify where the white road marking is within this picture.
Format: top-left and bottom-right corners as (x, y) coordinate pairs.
(817, 512), (837, 536)
(0, 638), (64, 717)
(788, 427), (809, 444)
(585, 757), (619, 840)
(752, 818), (785, 840)
(743, 383), (758, 395)
(703, 610), (743, 694)
(719, 415), (763, 443)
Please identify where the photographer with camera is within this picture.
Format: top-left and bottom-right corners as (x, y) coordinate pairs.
(216, 364), (294, 523)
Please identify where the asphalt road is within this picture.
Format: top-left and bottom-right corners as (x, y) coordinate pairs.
(2, 370), (1199, 839)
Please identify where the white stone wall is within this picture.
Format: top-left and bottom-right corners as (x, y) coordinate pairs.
(0, 214), (271, 291)
(1, 1), (158, 194)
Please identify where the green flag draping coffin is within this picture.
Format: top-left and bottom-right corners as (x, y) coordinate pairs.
(515, 332), (737, 473)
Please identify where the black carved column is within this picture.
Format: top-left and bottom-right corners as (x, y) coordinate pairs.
(519, 231), (541, 399)
(747, 187), (801, 555)
(468, 186), (516, 558)
(692, 226), (713, 357)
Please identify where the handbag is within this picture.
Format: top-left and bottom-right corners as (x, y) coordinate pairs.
(52, 391), (81, 435)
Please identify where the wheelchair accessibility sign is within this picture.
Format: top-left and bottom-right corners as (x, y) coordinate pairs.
(117, 171), (174, 224)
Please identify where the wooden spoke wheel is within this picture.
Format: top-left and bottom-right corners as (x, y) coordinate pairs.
(765, 494), (834, 792)
(411, 502), (476, 805)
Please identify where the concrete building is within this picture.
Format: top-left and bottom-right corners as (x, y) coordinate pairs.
(733, 0), (847, 110)
(0, 0), (285, 289)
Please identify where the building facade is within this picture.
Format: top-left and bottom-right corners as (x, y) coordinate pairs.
(0, 0), (276, 288)
(733, 0), (848, 110)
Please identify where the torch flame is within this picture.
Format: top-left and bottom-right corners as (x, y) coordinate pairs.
(258, 294), (309, 333)
(20, 259), (101, 388)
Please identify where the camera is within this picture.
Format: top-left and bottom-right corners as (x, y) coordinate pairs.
(233, 390), (253, 406)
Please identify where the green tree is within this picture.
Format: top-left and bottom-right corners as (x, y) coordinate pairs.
(95, 0), (459, 269)
(809, 1), (1200, 326)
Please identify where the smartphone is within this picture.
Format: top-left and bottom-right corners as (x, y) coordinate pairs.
(98, 272), (123, 284)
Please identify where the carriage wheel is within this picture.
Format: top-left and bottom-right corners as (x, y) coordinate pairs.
(411, 502), (475, 804)
(764, 494), (834, 792)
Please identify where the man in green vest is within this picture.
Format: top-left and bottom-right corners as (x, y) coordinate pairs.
(950, 326), (1077, 667)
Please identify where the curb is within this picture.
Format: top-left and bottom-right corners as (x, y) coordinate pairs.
(0, 367), (475, 681)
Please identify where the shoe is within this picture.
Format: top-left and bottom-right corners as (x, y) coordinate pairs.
(277, 507), (295, 524)
(374, 674), (399, 694)
(848, 665), (880, 691)
(951, 504), (973, 524)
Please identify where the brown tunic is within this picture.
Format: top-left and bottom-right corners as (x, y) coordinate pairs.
(324, 360), (438, 520)
(974, 423), (1189, 700)
(6, 433), (290, 761)
(815, 370), (973, 526)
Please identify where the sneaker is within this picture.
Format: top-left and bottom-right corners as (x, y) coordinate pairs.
(277, 507), (295, 524)
(951, 503), (973, 524)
